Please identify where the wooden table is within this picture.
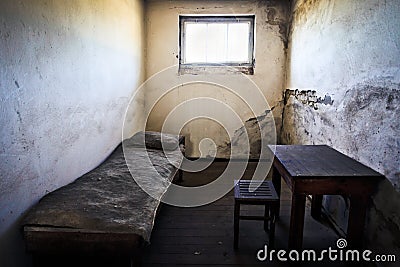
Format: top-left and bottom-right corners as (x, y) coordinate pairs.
(268, 145), (384, 249)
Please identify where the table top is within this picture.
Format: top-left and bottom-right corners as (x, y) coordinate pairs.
(268, 145), (384, 179)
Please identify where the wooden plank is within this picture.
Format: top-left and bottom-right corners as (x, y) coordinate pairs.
(24, 226), (142, 254)
(151, 228), (232, 238)
(234, 180), (279, 201)
(32, 253), (136, 267)
(143, 253), (265, 265)
(295, 178), (379, 195)
(269, 145), (384, 178)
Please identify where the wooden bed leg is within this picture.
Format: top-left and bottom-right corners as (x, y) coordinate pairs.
(130, 252), (142, 267)
(177, 169), (183, 182)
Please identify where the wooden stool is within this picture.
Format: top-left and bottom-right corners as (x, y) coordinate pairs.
(234, 180), (279, 249)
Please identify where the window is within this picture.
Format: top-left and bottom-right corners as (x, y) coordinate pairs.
(179, 15), (255, 74)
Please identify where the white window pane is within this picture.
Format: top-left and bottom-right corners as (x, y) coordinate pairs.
(206, 23), (227, 63)
(227, 23), (250, 62)
(182, 18), (253, 65)
(185, 23), (207, 63)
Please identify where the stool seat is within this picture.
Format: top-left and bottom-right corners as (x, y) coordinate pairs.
(234, 180), (279, 249)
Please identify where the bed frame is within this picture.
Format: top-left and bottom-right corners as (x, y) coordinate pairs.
(22, 133), (185, 267)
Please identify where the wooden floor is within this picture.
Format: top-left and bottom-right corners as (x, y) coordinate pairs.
(142, 161), (342, 266)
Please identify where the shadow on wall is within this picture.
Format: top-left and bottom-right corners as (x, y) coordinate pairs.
(281, 80), (400, 253)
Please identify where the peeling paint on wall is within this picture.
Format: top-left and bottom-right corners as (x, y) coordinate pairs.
(284, 89), (333, 110)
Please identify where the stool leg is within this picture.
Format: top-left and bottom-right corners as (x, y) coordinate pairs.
(234, 201), (240, 249)
(264, 205), (270, 231)
(177, 169), (183, 183)
(269, 203), (277, 247)
(269, 213), (276, 247)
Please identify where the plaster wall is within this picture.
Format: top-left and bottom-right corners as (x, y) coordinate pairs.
(144, 0), (290, 158)
(284, 0), (400, 255)
(0, 0), (145, 266)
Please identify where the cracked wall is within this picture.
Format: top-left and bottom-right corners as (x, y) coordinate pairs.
(0, 1), (145, 266)
(284, 0), (400, 255)
(144, 0), (290, 158)
(218, 109), (277, 159)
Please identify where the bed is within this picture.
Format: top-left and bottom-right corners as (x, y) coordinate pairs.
(22, 132), (184, 266)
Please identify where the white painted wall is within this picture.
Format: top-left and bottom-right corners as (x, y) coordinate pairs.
(284, 0), (400, 254)
(144, 0), (289, 158)
(0, 0), (145, 266)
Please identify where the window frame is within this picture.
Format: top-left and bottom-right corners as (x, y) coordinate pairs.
(179, 15), (255, 75)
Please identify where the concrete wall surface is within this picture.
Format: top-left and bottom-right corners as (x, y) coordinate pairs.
(284, 0), (400, 255)
(144, 0), (290, 158)
(0, 0), (145, 266)
(1, 0), (400, 265)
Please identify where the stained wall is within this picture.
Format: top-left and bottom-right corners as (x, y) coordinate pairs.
(144, 0), (290, 158)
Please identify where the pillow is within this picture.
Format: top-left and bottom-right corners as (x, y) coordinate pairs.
(125, 131), (179, 151)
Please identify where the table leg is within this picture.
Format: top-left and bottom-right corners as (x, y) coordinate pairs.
(289, 194), (306, 249)
(272, 165), (281, 217)
(311, 195), (323, 219)
(347, 195), (369, 248)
